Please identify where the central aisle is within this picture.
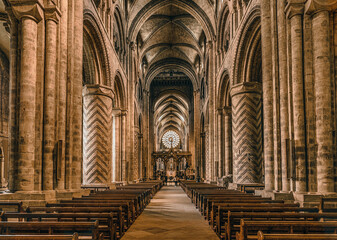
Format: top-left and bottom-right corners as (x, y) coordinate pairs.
(122, 185), (219, 240)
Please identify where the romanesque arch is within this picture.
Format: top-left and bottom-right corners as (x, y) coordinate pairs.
(82, 13), (114, 186)
(231, 8), (263, 184)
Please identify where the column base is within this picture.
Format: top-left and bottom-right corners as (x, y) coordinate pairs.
(255, 190), (295, 203)
(0, 189), (90, 208)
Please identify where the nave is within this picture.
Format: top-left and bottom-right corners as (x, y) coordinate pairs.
(122, 185), (219, 240)
(1, 180), (337, 239)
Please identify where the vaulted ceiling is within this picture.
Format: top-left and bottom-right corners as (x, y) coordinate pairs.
(129, 1), (214, 146)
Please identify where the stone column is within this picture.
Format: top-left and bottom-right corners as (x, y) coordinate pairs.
(56, 0), (68, 190)
(193, 90), (200, 170)
(112, 109), (121, 182)
(217, 109), (223, 177)
(306, 0), (336, 193)
(42, 6), (60, 190)
(138, 134), (143, 179)
(82, 85), (113, 186)
(71, 0), (83, 189)
(10, 1), (43, 191)
(7, 10), (19, 191)
(261, 0), (274, 191)
(277, 0), (290, 192)
(121, 110), (127, 182)
(223, 106), (232, 176)
(127, 42), (136, 182)
(207, 40), (216, 181)
(231, 82), (263, 184)
(286, 1), (307, 192)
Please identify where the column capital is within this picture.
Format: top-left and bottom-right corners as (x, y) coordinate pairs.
(230, 82), (262, 97)
(45, 5), (61, 23)
(82, 84), (114, 100)
(206, 40), (214, 50)
(121, 109), (128, 116)
(9, 0), (44, 23)
(223, 106), (232, 115)
(305, 0), (337, 15)
(285, 0), (306, 19)
(129, 41), (136, 51)
(193, 89), (200, 96)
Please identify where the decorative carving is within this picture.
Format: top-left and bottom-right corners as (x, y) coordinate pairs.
(9, 0), (44, 22)
(305, 0), (337, 14)
(285, 0), (306, 18)
(44, 5), (61, 23)
(230, 82), (262, 98)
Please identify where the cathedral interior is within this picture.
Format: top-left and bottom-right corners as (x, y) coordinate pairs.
(0, 0), (337, 239)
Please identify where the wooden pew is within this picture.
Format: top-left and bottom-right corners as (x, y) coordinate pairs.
(60, 199), (136, 222)
(0, 221), (101, 240)
(207, 199), (284, 224)
(0, 202), (23, 212)
(256, 231), (337, 240)
(215, 206), (319, 238)
(0, 233), (82, 240)
(26, 207), (123, 239)
(47, 202), (132, 229)
(1, 212), (117, 240)
(236, 220), (337, 240)
(320, 197), (337, 213)
(225, 212), (337, 240)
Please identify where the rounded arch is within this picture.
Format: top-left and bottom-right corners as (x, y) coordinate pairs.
(113, 5), (127, 62)
(113, 70), (126, 109)
(232, 7), (261, 85)
(145, 58), (198, 91)
(128, 0), (215, 42)
(217, 4), (230, 53)
(218, 70), (231, 108)
(83, 11), (111, 86)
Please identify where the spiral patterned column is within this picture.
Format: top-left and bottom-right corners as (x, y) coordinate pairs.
(82, 85), (113, 185)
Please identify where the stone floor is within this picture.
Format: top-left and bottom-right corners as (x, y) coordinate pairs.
(122, 185), (219, 240)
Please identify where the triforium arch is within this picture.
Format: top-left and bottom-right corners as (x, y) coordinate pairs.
(217, 3), (231, 61)
(113, 5), (127, 66)
(231, 7), (263, 185)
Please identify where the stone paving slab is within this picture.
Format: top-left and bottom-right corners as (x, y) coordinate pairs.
(122, 186), (219, 240)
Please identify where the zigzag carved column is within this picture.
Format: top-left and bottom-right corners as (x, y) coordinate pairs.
(82, 85), (113, 186)
(231, 82), (263, 184)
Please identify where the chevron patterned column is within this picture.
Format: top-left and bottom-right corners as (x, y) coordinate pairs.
(231, 82), (263, 184)
(82, 85), (113, 186)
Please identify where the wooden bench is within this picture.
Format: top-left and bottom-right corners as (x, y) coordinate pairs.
(225, 212), (337, 240)
(236, 183), (265, 194)
(256, 231), (337, 240)
(1, 212), (117, 240)
(207, 198), (284, 224)
(236, 220), (337, 240)
(0, 233), (82, 240)
(47, 202), (132, 229)
(0, 202), (23, 212)
(60, 199), (136, 222)
(0, 221), (101, 240)
(209, 201), (295, 227)
(26, 207), (123, 239)
(216, 206), (319, 238)
(320, 197), (337, 213)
